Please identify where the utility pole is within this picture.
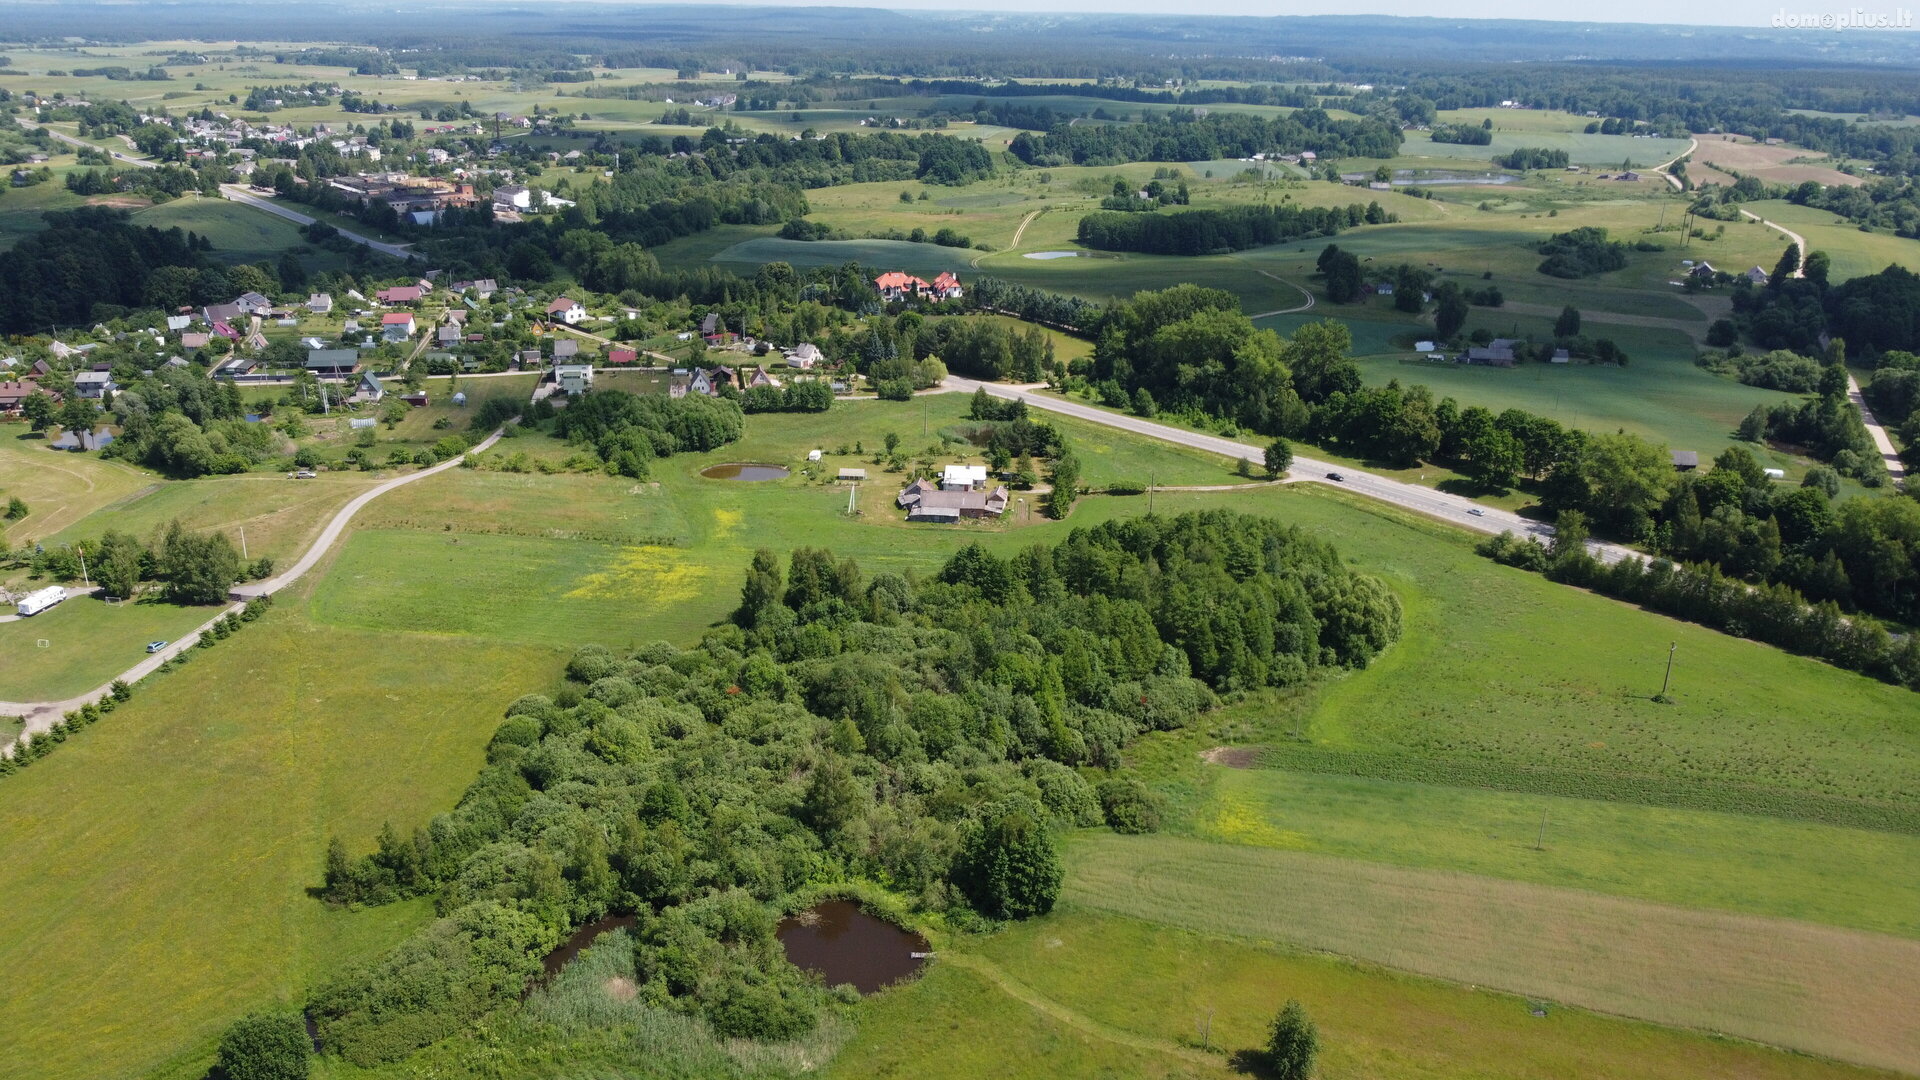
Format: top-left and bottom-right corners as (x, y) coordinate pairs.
(1658, 640), (1677, 701)
(239, 526), (248, 560)
(1148, 472), (1155, 514)
(1534, 808), (1549, 850)
(76, 547), (88, 588)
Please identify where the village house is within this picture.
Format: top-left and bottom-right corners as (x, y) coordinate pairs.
(0, 381), (49, 414)
(555, 363), (594, 395)
(1746, 266), (1771, 285)
(306, 348), (360, 376)
(308, 293), (334, 314)
(608, 347), (638, 365)
(73, 371), (117, 399)
(376, 285), (425, 305)
(546, 297), (587, 325)
(785, 342), (823, 369)
(354, 372), (385, 403)
(929, 271), (963, 300)
(552, 338), (580, 361)
(874, 271), (931, 301)
(380, 313), (417, 342)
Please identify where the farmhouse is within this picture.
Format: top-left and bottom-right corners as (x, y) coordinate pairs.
(555, 363), (594, 394)
(941, 464), (990, 491)
(837, 468), (867, 481)
(1465, 345), (1516, 367)
(896, 477), (1011, 521)
(1746, 266), (1771, 285)
(786, 342), (823, 369)
(546, 297), (587, 325)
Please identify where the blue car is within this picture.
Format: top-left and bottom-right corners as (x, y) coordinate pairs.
(146, 640), (169, 654)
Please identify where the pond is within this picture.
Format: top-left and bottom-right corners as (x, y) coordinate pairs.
(1023, 250), (1084, 260)
(528, 913), (638, 997)
(49, 427), (114, 451)
(700, 463), (791, 481)
(777, 900), (928, 994)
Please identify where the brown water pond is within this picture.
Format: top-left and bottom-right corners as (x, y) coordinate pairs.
(777, 900), (928, 994)
(527, 913), (638, 997)
(700, 462), (790, 481)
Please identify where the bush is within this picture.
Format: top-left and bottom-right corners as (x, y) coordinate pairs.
(950, 804), (1062, 919)
(1096, 777), (1161, 833)
(215, 1010), (311, 1080)
(875, 379), (914, 401)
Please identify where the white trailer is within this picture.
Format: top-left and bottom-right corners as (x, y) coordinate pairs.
(16, 586), (66, 617)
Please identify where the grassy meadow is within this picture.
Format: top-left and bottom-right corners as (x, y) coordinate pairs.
(833, 910), (1897, 1080)
(0, 594), (223, 701)
(0, 604), (567, 1080)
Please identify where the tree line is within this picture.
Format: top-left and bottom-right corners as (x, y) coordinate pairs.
(1009, 108), (1404, 167)
(1075, 201), (1389, 256)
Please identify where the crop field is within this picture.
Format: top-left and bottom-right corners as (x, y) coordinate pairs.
(0, 607), (566, 1080)
(1168, 766), (1920, 938)
(1742, 199), (1920, 281)
(1064, 832), (1920, 1073)
(0, 594), (221, 701)
(1690, 135), (1865, 187)
(1398, 128), (1694, 169)
(834, 910), (1890, 1080)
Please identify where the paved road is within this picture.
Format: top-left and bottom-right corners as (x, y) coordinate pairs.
(1, 425), (509, 751)
(219, 185), (415, 260)
(20, 120), (159, 169)
(941, 377), (1638, 565)
(1849, 372), (1909, 485)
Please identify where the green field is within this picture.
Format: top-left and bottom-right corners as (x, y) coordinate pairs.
(1742, 199), (1920, 281)
(0, 595), (221, 701)
(1173, 766), (1920, 938)
(710, 236), (980, 278)
(1061, 832), (1920, 1073)
(0, 608), (566, 1080)
(310, 396), (1258, 646)
(832, 910), (1892, 1080)
(130, 194), (338, 266)
(0, 433), (158, 551)
(40, 472), (379, 569)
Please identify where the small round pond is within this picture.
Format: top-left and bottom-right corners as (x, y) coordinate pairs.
(778, 901), (928, 994)
(700, 462), (791, 481)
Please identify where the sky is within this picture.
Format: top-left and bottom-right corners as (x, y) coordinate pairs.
(671, 0), (1920, 30)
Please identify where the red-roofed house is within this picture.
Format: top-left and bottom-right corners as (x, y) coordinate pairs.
(0, 381), (52, 414)
(874, 271), (930, 301)
(930, 272), (963, 300)
(376, 285), (425, 304)
(546, 297), (587, 325)
(608, 347), (638, 364)
(381, 312), (417, 341)
(212, 320), (240, 340)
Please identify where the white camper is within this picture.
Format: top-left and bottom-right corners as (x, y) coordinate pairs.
(16, 585), (66, 617)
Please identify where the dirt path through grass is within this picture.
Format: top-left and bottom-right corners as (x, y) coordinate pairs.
(941, 953), (1225, 1068)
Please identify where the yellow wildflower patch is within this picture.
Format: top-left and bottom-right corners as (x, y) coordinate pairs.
(566, 545), (710, 607)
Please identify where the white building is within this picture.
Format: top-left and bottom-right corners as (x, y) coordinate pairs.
(941, 464), (989, 491)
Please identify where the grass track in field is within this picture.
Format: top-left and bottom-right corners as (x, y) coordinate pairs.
(1162, 764), (1920, 938)
(1062, 832), (1920, 1074)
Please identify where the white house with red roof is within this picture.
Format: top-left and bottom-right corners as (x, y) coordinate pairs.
(546, 297), (587, 325)
(381, 312), (417, 341)
(929, 271), (963, 300)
